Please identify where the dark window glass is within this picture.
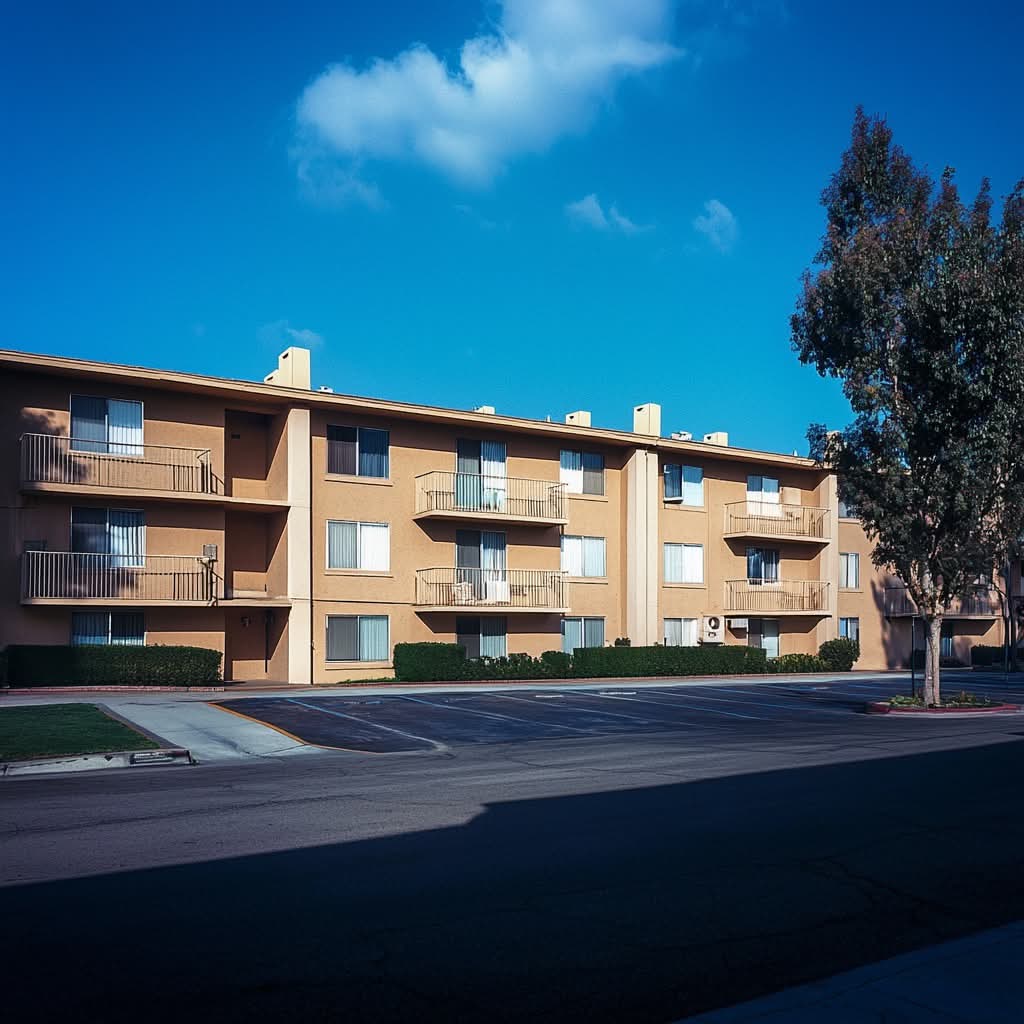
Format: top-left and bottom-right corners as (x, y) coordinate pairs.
(327, 425), (358, 475)
(358, 428), (390, 478)
(456, 616), (481, 659)
(326, 616), (359, 661)
(582, 452), (605, 495)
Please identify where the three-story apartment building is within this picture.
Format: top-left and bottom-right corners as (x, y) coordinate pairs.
(0, 346), (1005, 683)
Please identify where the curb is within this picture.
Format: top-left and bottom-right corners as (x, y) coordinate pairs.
(2, 686), (226, 695)
(1, 747), (195, 777)
(865, 700), (1021, 715)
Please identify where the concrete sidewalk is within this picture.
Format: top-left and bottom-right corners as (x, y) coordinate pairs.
(686, 920), (1024, 1022)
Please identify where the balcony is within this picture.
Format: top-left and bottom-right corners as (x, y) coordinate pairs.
(723, 501), (831, 544)
(21, 551), (220, 605)
(415, 568), (569, 613)
(724, 579), (831, 616)
(21, 433), (219, 497)
(884, 586), (1001, 619)
(414, 471), (567, 526)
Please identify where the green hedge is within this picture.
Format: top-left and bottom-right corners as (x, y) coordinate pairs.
(569, 644), (768, 678)
(767, 653), (828, 673)
(2, 645), (222, 687)
(393, 643), (468, 682)
(818, 638), (860, 671)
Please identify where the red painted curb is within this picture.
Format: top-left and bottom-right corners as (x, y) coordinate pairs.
(866, 700), (1020, 715)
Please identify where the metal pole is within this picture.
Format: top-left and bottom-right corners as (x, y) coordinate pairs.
(910, 617), (917, 697)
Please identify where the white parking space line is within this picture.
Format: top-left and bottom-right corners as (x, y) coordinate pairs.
(286, 699), (447, 752)
(594, 692), (766, 720)
(493, 691), (686, 725)
(654, 686), (849, 715)
(395, 694), (592, 733)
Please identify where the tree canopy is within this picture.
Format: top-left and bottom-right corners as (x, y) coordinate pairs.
(791, 108), (1024, 701)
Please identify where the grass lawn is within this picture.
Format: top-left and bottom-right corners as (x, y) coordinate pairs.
(0, 704), (159, 761)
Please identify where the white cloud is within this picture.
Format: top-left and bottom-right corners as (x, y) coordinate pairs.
(693, 198), (738, 252)
(566, 193), (649, 234)
(260, 320), (324, 350)
(295, 0), (681, 200)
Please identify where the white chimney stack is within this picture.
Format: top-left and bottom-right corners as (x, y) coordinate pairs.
(264, 347), (311, 390)
(703, 431), (729, 446)
(633, 403), (662, 437)
(565, 410), (591, 427)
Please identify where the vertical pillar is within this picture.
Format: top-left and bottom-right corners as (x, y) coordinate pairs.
(286, 408), (312, 684)
(818, 470), (840, 648)
(626, 448), (660, 646)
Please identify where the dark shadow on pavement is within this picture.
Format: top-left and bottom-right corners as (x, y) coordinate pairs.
(4, 739), (1024, 1023)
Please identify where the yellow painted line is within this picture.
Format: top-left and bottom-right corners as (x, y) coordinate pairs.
(207, 701), (367, 754)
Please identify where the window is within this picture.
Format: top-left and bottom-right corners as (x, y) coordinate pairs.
(71, 507), (145, 567)
(327, 425), (390, 478)
(326, 615), (389, 662)
(326, 521), (389, 571)
(664, 542), (704, 584)
(71, 396), (143, 456)
(663, 618), (698, 646)
(72, 611), (144, 646)
(746, 547), (780, 583)
(456, 439), (507, 511)
(838, 497), (856, 519)
(561, 535), (606, 577)
(664, 465), (703, 505)
(840, 552), (860, 589)
(941, 622), (954, 659)
(562, 617), (605, 653)
(839, 617), (860, 644)
(560, 450), (605, 495)
(747, 618), (780, 658)
(456, 616), (507, 659)
(747, 474), (781, 516)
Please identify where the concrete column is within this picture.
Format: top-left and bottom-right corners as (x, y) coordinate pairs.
(285, 408), (312, 684)
(818, 471), (840, 647)
(626, 448), (661, 646)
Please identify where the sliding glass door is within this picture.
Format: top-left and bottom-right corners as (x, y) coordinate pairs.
(456, 439), (507, 512)
(456, 529), (507, 601)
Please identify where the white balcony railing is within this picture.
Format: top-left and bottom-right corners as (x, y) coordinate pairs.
(20, 434), (218, 495)
(723, 501), (830, 541)
(415, 567), (568, 610)
(21, 551), (219, 603)
(415, 471), (567, 522)
(724, 579), (830, 614)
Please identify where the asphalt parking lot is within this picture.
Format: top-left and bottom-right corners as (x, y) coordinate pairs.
(215, 671), (1024, 753)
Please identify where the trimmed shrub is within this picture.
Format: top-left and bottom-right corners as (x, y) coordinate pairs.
(570, 644), (767, 679)
(970, 644), (1002, 667)
(539, 650), (573, 679)
(818, 638), (860, 672)
(767, 653), (828, 673)
(393, 643), (467, 682)
(3, 644), (221, 687)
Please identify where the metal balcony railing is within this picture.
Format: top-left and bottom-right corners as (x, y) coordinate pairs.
(724, 578), (831, 614)
(21, 551), (219, 603)
(20, 434), (218, 495)
(415, 567), (568, 610)
(415, 471), (567, 522)
(723, 500), (830, 540)
(883, 586), (1001, 618)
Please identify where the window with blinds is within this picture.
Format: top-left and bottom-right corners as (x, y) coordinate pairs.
(561, 535), (606, 577)
(840, 552), (860, 589)
(663, 618), (698, 646)
(71, 507), (145, 567)
(71, 396), (143, 456)
(71, 611), (144, 646)
(664, 464), (703, 505)
(561, 616), (605, 653)
(560, 450), (605, 495)
(456, 616), (507, 659)
(326, 521), (390, 571)
(326, 615), (389, 662)
(326, 425), (390, 478)
(663, 542), (703, 584)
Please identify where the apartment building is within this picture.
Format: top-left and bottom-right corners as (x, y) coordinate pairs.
(0, 346), (1004, 683)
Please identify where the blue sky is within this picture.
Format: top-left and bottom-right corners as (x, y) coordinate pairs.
(3, 1), (1022, 454)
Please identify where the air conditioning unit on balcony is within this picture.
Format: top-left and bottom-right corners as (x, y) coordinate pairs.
(727, 618), (749, 632)
(701, 615), (725, 645)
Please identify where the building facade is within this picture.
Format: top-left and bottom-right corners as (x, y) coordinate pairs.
(0, 346), (1005, 683)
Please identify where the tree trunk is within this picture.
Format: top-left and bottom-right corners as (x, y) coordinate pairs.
(922, 615), (943, 706)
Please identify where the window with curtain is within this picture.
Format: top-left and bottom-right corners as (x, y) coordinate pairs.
(746, 547), (780, 583)
(327, 425), (390, 478)
(326, 615), (389, 662)
(663, 542), (703, 584)
(561, 617), (604, 652)
(560, 450), (604, 495)
(71, 507), (145, 567)
(456, 616), (507, 659)
(664, 465), (703, 505)
(747, 474), (781, 516)
(560, 535), (606, 577)
(839, 617), (860, 643)
(840, 552), (860, 589)
(326, 521), (389, 571)
(663, 618), (698, 646)
(71, 396), (143, 456)
(72, 610), (144, 646)
(480, 440), (507, 511)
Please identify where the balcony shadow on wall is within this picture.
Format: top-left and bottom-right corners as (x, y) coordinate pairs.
(5, 739), (1024, 1023)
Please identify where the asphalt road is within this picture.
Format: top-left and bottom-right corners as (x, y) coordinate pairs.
(3, 678), (1024, 1023)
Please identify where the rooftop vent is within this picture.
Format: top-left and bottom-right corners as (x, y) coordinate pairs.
(671, 431), (693, 441)
(703, 431), (729, 446)
(565, 410), (591, 427)
(633, 403), (661, 437)
(474, 405), (496, 415)
(318, 385), (334, 393)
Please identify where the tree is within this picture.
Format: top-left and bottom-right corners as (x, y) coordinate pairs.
(792, 108), (1024, 705)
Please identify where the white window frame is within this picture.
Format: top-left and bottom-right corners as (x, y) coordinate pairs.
(561, 616), (605, 652)
(664, 465), (704, 506)
(70, 394), (145, 457)
(325, 520), (390, 571)
(663, 618), (699, 646)
(839, 617), (860, 643)
(560, 450), (605, 496)
(840, 552), (860, 589)
(664, 542), (704, 584)
(71, 610), (146, 646)
(325, 614), (390, 663)
(561, 535), (607, 578)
